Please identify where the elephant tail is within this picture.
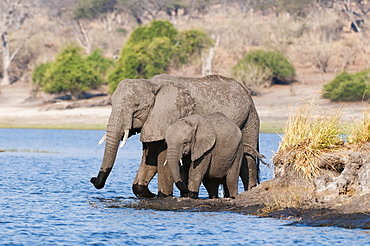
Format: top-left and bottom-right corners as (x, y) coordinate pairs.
(244, 142), (270, 169)
(257, 140), (261, 185)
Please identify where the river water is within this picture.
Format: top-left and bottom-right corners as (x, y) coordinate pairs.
(0, 129), (369, 245)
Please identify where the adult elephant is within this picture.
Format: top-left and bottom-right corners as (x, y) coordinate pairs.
(90, 74), (260, 197)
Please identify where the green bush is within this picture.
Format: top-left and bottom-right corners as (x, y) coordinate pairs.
(32, 62), (52, 88)
(108, 20), (178, 92)
(108, 20), (212, 93)
(173, 29), (214, 66)
(233, 50), (295, 87)
(86, 49), (115, 80)
(33, 46), (114, 99)
(323, 69), (370, 102)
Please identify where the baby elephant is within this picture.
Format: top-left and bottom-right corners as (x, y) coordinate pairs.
(165, 112), (243, 199)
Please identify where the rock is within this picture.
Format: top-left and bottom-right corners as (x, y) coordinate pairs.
(358, 160), (370, 193)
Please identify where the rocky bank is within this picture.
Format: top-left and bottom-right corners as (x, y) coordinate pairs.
(98, 147), (370, 229)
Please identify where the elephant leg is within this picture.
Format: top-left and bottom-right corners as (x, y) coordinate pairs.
(240, 156), (249, 191)
(222, 183), (230, 198)
(187, 159), (209, 199)
(132, 142), (158, 198)
(245, 152), (258, 190)
(133, 140), (174, 197)
(203, 178), (219, 199)
(226, 153), (243, 198)
(157, 142), (174, 197)
(179, 156), (191, 197)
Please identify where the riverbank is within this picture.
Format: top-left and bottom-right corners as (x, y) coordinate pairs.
(108, 175), (370, 229)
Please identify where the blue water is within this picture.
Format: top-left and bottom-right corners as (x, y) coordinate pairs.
(0, 129), (369, 245)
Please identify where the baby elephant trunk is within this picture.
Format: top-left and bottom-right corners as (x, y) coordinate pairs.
(166, 148), (189, 194)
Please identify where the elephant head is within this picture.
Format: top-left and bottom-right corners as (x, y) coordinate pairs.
(165, 115), (216, 194)
(91, 78), (195, 190)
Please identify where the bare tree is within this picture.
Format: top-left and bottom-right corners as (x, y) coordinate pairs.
(353, 0), (370, 16)
(0, 0), (33, 86)
(118, 0), (172, 24)
(75, 0), (123, 33)
(202, 33), (220, 76)
(339, 0), (370, 64)
(74, 18), (93, 54)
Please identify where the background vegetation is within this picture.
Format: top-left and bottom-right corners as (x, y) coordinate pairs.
(108, 20), (212, 92)
(233, 50), (295, 94)
(2, 0), (370, 100)
(32, 46), (114, 99)
(323, 69), (370, 102)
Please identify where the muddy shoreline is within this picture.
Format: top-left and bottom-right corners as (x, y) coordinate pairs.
(94, 179), (370, 229)
(98, 195), (370, 229)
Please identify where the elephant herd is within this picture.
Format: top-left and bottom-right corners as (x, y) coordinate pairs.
(90, 74), (260, 199)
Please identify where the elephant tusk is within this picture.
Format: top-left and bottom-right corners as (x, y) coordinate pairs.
(99, 133), (107, 145)
(180, 159), (183, 166)
(119, 129), (130, 148)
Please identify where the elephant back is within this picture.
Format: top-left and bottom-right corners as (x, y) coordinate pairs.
(140, 84), (195, 142)
(182, 76), (252, 127)
(145, 74), (254, 141)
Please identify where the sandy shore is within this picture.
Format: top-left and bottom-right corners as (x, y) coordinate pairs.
(0, 82), (111, 128)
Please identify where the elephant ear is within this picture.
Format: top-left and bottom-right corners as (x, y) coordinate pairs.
(188, 115), (216, 162)
(140, 83), (195, 142)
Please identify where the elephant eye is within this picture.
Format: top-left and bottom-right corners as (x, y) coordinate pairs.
(183, 139), (190, 146)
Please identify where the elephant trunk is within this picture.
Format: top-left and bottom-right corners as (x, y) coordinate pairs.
(166, 148), (189, 194)
(91, 109), (130, 189)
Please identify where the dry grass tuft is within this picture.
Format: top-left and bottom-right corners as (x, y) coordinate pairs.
(347, 105), (370, 145)
(277, 98), (344, 179)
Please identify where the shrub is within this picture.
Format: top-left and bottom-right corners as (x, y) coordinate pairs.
(323, 69), (370, 102)
(173, 29), (214, 66)
(233, 50), (295, 89)
(108, 20), (178, 92)
(108, 20), (212, 93)
(32, 62), (52, 89)
(86, 49), (115, 80)
(232, 62), (271, 95)
(33, 46), (113, 99)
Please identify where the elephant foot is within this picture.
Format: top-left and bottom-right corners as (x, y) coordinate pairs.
(180, 191), (188, 197)
(175, 181), (189, 194)
(157, 191), (173, 198)
(188, 191), (199, 199)
(132, 184), (156, 198)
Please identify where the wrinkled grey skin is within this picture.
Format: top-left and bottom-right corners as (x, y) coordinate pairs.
(90, 74), (260, 197)
(165, 113), (243, 199)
